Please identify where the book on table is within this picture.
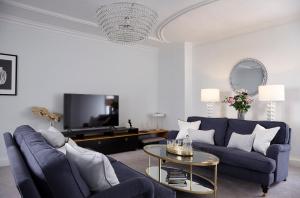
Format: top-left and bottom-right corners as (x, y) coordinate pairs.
(166, 169), (187, 187)
(168, 181), (187, 187)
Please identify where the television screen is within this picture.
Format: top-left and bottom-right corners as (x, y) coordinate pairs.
(64, 94), (119, 130)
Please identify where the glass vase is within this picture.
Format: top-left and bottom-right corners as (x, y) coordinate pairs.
(237, 111), (245, 120)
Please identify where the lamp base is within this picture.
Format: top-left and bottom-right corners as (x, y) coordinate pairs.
(267, 101), (276, 121)
(207, 103), (214, 118)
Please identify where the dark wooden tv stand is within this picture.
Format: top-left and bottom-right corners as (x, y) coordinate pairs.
(63, 129), (168, 154)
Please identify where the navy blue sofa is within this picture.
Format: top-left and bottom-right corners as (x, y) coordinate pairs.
(3, 125), (176, 198)
(166, 117), (291, 194)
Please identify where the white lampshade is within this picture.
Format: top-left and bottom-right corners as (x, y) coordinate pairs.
(258, 85), (285, 101)
(152, 112), (166, 117)
(201, 89), (220, 102)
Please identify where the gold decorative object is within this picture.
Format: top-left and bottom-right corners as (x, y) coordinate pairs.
(166, 144), (193, 156)
(166, 139), (193, 156)
(32, 106), (62, 125)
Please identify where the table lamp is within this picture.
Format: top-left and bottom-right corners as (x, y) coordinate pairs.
(152, 112), (166, 130)
(201, 89), (220, 117)
(258, 85), (285, 121)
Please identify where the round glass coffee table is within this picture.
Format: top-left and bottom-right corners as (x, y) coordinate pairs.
(143, 144), (219, 197)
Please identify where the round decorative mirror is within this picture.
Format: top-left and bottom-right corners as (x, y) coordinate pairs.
(230, 58), (267, 96)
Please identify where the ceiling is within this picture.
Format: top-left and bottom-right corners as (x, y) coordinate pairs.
(0, 0), (300, 46)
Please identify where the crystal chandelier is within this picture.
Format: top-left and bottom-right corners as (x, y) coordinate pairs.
(96, 2), (158, 44)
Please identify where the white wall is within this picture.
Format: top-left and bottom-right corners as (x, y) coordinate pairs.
(2, 16), (300, 166)
(158, 43), (185, 130)
(0, 20), (159, 165)
(192, 21), (300, 160)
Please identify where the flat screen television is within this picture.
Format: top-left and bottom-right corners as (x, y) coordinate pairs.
(64, 94), (119, 130)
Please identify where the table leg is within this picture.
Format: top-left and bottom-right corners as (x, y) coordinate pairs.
(148, 156), (151, 175)
(190, 164), (193, 190)
(214, 165), (218, 198)
(159, 158), (162, 182)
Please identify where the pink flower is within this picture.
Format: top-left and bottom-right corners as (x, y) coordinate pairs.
(246, 98), (253, 104)
(227, 97), (235, 105)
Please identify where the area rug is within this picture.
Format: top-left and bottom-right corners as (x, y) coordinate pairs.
(110, 150), (300, 198)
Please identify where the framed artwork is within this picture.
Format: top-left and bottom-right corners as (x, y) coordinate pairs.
(0, 53), (17, 95)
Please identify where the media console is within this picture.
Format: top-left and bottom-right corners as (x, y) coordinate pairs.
(62, 128), (168, 154)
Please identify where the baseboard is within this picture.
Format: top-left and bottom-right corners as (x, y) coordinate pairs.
(0, 158), (9, 167)
(289, 158), (300, 168)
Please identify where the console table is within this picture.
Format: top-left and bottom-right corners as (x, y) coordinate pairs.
(63, 129), (168, 154)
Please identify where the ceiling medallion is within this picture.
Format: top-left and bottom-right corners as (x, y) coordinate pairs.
(96, 2), (158, 45)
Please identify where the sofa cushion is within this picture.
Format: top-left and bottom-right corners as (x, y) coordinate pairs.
(192, 142), (228, 159)
(223, 148), (276, 174)
(176, 120), (201, 139)
(225, 119), (290, 146)
(14, 125), (90, 198)
(193, 142), (276, 174)
(65, 143), (119, 191)
(187, 117), (228, 146)
(253, 124), (280, 155)
(39, 126), (66, 148)
(227, 132), (255, 152)
(111, 161), (175, 198)
(188, 129), (215, 145)
(111, 161), (141, 183)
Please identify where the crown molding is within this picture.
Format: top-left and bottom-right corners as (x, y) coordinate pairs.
(0, 0), (165, 46)
(2, 0), (98, 27)
(0, 13), (106, 41)
(155, 0), (219, 42)
(0, 14), (161, 50)
(2, 0), (217, 43)
(192, 17), (300, 47)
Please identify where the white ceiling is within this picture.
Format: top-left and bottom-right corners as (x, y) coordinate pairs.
(163, 0), (300, 44)
(1, 0), (300, 45)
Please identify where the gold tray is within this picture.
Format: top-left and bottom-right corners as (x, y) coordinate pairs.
(166, 145), (193, 156)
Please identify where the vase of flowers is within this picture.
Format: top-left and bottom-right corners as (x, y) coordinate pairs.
(237, 110), (245, 120)
(224, 90), (253, 120)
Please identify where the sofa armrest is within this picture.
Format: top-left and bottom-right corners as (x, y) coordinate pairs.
(89, 177), (154, 198)
(266, 144), (291, 182)
(266, 144), (291, 157)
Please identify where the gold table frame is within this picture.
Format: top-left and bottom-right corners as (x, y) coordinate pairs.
(144, 144), (219, 198)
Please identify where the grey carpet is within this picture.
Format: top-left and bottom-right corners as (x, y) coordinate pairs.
(1, 149), (300, 198)
(110, 150), (300, 198)
(0, 166), (20, 198)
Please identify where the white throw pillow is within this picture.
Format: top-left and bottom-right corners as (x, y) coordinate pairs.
(252, 124), (280, 155)
(65, 143), (119, 191)
(39, 126), (66, 148)
(188, 129), (215, 145)
(56, 138), (77, 155)
(176, 120), (201, 139)
(68, 138), (77, 147)
(227, 132), (255, 152)
(56, 146), (66, 155)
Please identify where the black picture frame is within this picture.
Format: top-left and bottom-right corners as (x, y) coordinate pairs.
(0, 53), (18, 96)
